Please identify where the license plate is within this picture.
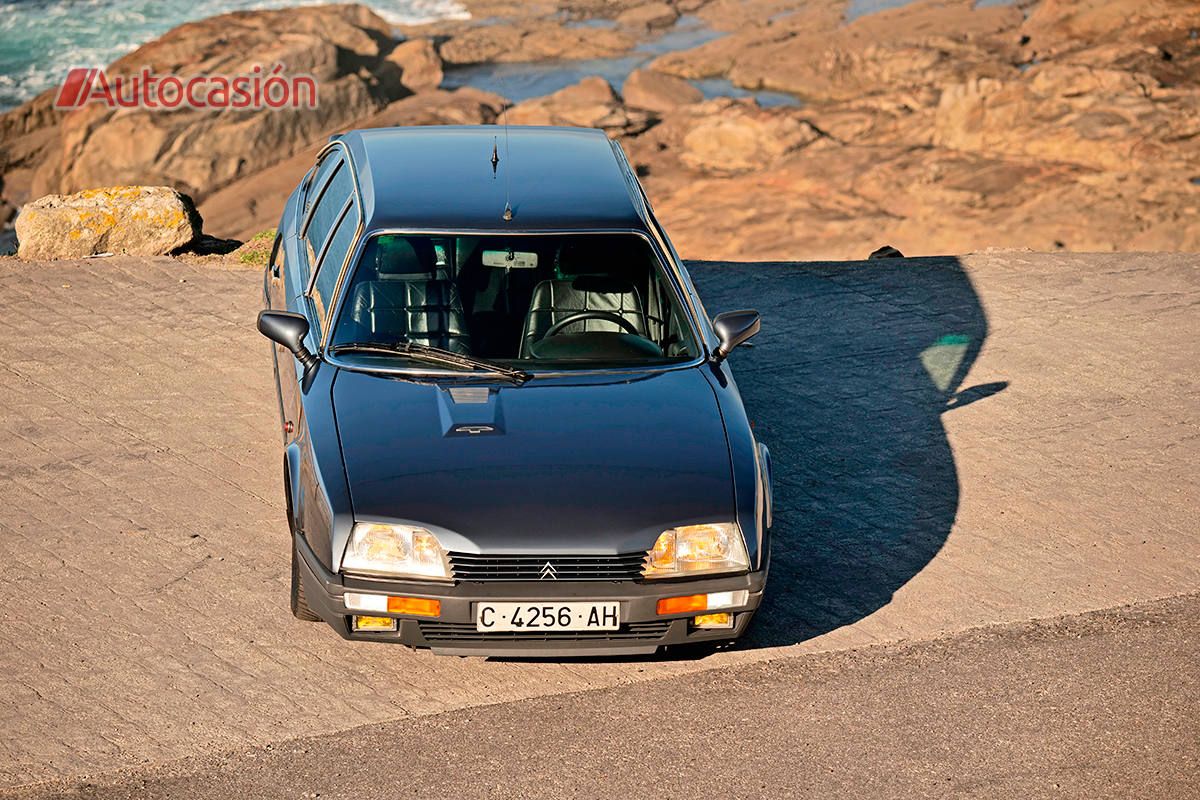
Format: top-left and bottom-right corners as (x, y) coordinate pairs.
(475, 601), (620, 632)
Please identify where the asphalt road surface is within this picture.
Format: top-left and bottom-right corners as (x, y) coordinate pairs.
(11, 593), (1197, 800)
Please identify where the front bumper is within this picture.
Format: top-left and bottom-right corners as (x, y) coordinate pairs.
(295, 533), (765, 657)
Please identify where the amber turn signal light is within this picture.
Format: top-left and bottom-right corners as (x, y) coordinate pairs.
(657, 594), (708, 615)
(386, 596), (441, 617)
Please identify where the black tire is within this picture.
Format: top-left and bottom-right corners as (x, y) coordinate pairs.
(290, 539), (321, 621)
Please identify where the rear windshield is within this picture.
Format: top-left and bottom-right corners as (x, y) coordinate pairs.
(328, 233), (698, 368)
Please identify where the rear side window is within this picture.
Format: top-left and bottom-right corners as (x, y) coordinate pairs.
(311, 198), (358, 328)
(304, 155), (340, 214)
(304, 160), (354, 264)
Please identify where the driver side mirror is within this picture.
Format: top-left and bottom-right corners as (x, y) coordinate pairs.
(711, 310), (760, 364)
(258, 310), (318, 370)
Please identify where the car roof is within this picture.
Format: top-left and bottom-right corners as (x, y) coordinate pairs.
(336, 126), (651, 234)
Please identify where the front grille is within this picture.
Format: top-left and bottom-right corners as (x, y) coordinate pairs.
(447, 552), (647, 582)
(418, 620), (671, 643)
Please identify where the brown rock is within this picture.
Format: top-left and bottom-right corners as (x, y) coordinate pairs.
(622, 69), (703, 113)
(438, 22), (635, 65)
(554, 77), (621, 106)
(385, 39), (444, 93)
(15, 186), (201, 259)
(616, 2), (679, 31)
(0, 5), (404, 210)
(609, 0), (1199, 259)
(641, 129), (1200, 261)
(507, 77), (653, 136)
(0, 88), (76, 216)
(932, 65), (1198, 172)
(652, 0), (1024, 101)
(1020, 0), (1200, 56)
(680, 100), (821, 173)
(365, 86), (508, 127)
(692, 0), (844, 33)
(869, 245), (904, 259)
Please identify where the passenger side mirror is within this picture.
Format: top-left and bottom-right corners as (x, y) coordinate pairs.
(711, 310), (761, 363)
(258, 310), (317, 369)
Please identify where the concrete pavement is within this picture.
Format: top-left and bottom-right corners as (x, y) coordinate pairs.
(0, 250), (1196, 788)
(9, 593), (1198, 799)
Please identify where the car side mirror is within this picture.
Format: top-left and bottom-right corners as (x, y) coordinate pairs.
(258, 310), (317, 369)
(711, 310), (760, 363)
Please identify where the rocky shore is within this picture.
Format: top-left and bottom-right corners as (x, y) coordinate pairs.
(2, 0), (1199, 259)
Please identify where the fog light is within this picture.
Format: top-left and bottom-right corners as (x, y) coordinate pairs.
(352, 615), (397, 632)
(387, 596), (440, 617)
(693, 613), (733, 629)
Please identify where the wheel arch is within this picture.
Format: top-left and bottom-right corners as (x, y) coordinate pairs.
(283, 443), (303, 533)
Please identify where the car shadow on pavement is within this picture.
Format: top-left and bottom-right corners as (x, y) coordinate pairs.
(495, 255), (1003, 664)
(686, 255), (1004, 651)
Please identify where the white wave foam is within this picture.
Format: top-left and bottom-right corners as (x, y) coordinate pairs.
(0, 0), (471, 110)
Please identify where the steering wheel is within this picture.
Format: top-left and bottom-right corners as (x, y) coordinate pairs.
(542, 310), (640, 339)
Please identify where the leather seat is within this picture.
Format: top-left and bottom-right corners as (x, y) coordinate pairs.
(345, 237), (470, 354)
(519, 276), (647, 357)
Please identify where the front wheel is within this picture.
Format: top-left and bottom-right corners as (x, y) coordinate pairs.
(290, 539), (321, 621)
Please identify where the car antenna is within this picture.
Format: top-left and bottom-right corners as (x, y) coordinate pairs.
(498, 72), (513, 221)
(491, 139), (499, 176)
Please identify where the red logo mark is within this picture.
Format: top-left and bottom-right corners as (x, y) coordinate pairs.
(55, 68), (97, 108)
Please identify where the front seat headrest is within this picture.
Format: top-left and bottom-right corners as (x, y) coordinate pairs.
(375, 236), (434, 279)
(556, 239), (610, 275)
(571, 275), (634, 294)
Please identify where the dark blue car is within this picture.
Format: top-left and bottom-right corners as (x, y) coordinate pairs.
(258, 125), (771, 656)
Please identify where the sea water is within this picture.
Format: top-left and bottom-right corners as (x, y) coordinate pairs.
(0, 0), (469, 110)
(441, 16), (801, 107)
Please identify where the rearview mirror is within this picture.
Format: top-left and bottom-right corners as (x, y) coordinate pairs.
(258, 310), (317, 369)
(711, 310), (761, 363)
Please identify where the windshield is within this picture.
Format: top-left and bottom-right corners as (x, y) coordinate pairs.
(328, 232), (699, 369)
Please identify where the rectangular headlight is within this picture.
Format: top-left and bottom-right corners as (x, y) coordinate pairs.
(341, 522), (452, 580)
(642, 523), (749, 579)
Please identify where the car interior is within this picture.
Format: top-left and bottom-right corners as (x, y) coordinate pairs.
(330, 233), (697, 366)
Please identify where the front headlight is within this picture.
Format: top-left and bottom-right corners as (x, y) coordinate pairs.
(641, 522), (749, 579)
(341, 522), (451, 580)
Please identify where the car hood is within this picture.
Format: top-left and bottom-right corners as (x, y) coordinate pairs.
(331, 367), (734, 555)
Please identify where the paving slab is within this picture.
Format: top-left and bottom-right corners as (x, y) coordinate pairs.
(0, 250), (1196, 787)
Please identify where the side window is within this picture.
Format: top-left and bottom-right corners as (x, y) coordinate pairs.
(311, 197), (359, 332)
(651, 215), (712, 343)
(269, 232), (284, 271)
(303, 159), (353, 268)
(304, 155), (340, 215)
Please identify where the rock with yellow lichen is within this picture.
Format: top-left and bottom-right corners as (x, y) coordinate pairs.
(15, 186), (201, 260)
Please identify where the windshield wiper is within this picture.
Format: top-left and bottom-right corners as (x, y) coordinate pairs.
(328, 341), (531, 384)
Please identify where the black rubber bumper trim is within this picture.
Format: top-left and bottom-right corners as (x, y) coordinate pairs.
(293, 532), (765, 655)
